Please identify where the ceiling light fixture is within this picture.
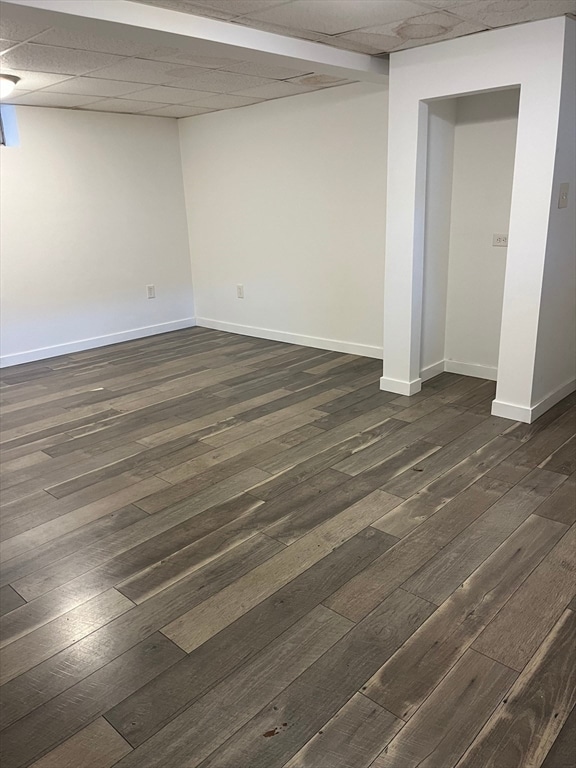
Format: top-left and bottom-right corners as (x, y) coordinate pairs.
(0, 75), (21, 99)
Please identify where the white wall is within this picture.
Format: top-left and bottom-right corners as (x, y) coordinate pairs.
(178, 82), (388, 358)
(532, 18), (576, 408)
(0, 107), (194, 366)
(444, 89), (519, 378)
(381, 16), (574, 422)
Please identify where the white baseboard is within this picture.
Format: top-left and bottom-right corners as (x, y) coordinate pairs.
(195, 317), (383, 359)
(379, 375), (422, 396)
(443, 360), (498, 381)
(420, 361), (446, 382)
(490, 400), (531, 422)
(492, 378), (576, 423)
(0, 318), (197, 368)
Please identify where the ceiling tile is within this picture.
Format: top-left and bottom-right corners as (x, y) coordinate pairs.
(0, 39), (19, 53)
(451, 0), (576, 28)
(0, 14), (51, 42)
(315, 32), (385, 53)
(230, 16), (326, 40)
(84, 57), (207, 84)
(285, 73), (353, 87)
(141, 104), (217, 117)
(392, 12), (488, 48)
(324, 29), (399, 53)
(129, 0), (292, 19)
(416, 0), (471, 6)
(339, 11), (487, 53)
(30, 28), (157, 57)
(242, 0), (433, 35)
(9, 91), (103, 107)
(183, 92), (264, 108)
(0, 69), (74, 90)
(41, 77), (154, 97)
(78, 98), (167, 113)
(165, 69), (274, 92)
(119, 84), (220, 102)
(2, 88), (31, 103)
(126, 0), (235, 19)
(224, 60), (312, 79)
(0, 44), (124, 76)
(232, 79), (313, 98)
(187, 0), (293, 15)
(138, 47), (241, 69)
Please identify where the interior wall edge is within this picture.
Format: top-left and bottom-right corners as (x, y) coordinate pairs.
(195, 317), (382, 359)
(0, 317), (196, 368)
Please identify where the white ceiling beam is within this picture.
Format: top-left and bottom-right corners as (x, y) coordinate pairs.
(1, 0), (389, 82)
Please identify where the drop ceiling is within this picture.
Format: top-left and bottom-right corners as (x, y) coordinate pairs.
(0, 0), (574, 118)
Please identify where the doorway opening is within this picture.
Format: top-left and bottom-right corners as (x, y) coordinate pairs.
(420, 88), (520, 393)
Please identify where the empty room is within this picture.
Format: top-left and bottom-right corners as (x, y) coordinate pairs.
(0, 0), (575, 767)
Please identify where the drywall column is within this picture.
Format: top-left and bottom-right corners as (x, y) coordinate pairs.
(523, 18), (576, 419)
(380, 16), (574, 421)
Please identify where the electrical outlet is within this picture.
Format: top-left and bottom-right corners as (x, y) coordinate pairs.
(236, 284), (244, 299)
(146, 284), (156, 299)
(558, 183), (569, 209)
(492, 234), (508, 247)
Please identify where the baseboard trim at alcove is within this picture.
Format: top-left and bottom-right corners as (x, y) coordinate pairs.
(492, 378), (576, 423)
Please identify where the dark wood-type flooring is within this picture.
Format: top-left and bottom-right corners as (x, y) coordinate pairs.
(0, 327), (575, 768)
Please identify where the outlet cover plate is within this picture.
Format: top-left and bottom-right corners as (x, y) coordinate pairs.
(492, 234), (508, 247)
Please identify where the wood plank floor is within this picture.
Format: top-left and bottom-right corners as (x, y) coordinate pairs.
(0, 326), (574, 768)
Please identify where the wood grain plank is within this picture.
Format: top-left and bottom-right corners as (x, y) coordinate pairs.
(282, 693), (402, 768)
(540, 435), (576, 475)
(362, 514), (566, 720)
(489, 406), (576, 484)
(402, 468), (566, 605)
(0, 504), (148, 589)
(541, 705), (576, 768)
(534, 473), (576, 525)
(472, 525), (576, 670)
(161, 489), (402, 652)
(262, 470), (407, 546)
(371, 435), (518, 538)
(257, 406), (403, 475)
(0, 589), (133, 684)
(0, 585), (26, 616)
(11, 492), (265, 602)
(455, 609), (576, 768)
(29, 718), (132, 768)
(193, 590), (434, 768)
(0, 633), (185, 768)
(248, 420), (405, 502)
(332, 407), (464, 476)
(109, 606), (354, 768)
(155, 411), (323, 485)
(0, 469), (269, 640)
(0, 534), (282, 731)
(418, 410), (486, 446)
(312, 393), (400, 431)
(380, 417), (511, 499)
(326, 476), (511, 622)
(105, 528), (396, 747)
(122, 474), (383, 603)
(369, 649), (516, 768)
(0, 476), (170, 559)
